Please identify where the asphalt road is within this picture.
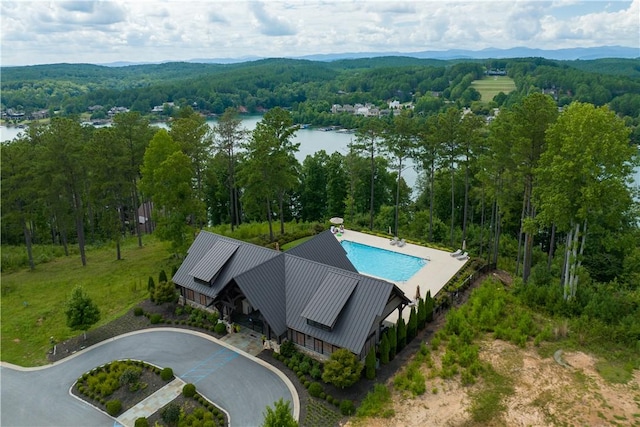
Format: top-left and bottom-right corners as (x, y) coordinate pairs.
(1, 329), (297, 427)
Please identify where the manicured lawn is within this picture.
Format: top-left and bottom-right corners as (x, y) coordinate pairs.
(471, 76), (516, 102)
(1, 236), (173, 367)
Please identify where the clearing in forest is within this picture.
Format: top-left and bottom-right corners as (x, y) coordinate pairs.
(471, 76), (516, 102)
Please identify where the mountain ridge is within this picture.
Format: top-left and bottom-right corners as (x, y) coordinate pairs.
(90, 45), (639, 67)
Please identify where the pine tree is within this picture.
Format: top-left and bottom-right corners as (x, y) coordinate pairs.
(365, 348), (376, 380)
(425, 290), (434, 322)
(417, 297), (426, 330)
(397, 317), (407, 351)
(388, 326), (397, 360)
(408, 307), (418, 342)
(379, 333), (390, 365)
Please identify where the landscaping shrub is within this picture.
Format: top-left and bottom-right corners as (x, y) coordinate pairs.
(340, 399), (355, 416)
(279, 340), (295, 358)
(310, 363), (322, 380)
(161, 403), (180, 424)
(119, 367), (142, 387)
(153, 280), (178, 304)
(388, 326), (397, 360)
(356, 384), (394, 418)
(160, 367), (173, 381)
(183, 383), (197, 398)
(105, 399), (122, 416)
(133, 306), (144, 316)
(149, 313), (162, 324)
(321, 348), (363, 389)
(379, 333), (390, 365)
(308, 382), (323, 398)
(397, 317), (407, 351)
(134, 418), (149, 427)
(214, 322), (227, 334)
(159, 270), (168, 283)
(365, 349), (376, 380)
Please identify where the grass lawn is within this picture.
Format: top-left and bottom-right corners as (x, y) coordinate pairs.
(1, 236), (173, 367)
(471, 76), (516, 102)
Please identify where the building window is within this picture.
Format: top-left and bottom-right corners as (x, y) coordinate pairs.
(186, 289), (194, 301)
(314, 338), (323, 354)
(293, 330), (305, 346)
(306, 319), (332, 331)
(199, 294), (207, 305)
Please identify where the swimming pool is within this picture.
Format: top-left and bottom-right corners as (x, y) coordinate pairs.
(341, 240), (427, 282)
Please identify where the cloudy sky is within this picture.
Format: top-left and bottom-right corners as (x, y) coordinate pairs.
(1, 0), (638, 66)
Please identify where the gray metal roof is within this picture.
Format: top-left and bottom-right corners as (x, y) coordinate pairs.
(286, 230), (357, 272)
(300, 271), (358, 329)
(173, 230), (410, 355)
(173, 231), (279, 298)
(284, 255), (399, 354)
(234, 255), (287, 335)
(188, 240), (239, 282)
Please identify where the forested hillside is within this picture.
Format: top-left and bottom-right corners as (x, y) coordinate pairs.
(2, 57), (640, 133)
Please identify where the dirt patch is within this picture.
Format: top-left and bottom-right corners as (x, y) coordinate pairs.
(351, 339), (640, 427)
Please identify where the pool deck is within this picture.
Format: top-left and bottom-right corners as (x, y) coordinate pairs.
(335, 230), (468, 323)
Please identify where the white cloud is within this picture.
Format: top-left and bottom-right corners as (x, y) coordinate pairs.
(1, 0), (637, 65)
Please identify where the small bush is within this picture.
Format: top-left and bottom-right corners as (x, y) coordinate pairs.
(214, 322), (227, 334)
(308, 382), (323, 397)
(340, 399), (355, 415)
(161, 403), (180, 424)
(160, 367), (174, 381)
(133, 307), (144, 316)
(183, 383), (196, 398)
(105, 399), (122, 416)
(149, 313), (163, 324)
(280, 340), (295, 358)
(134, 418), (149, 427)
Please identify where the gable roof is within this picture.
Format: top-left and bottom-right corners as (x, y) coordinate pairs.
(173, 230), (409, 355)
(173, 232), (279, 298)
(189, 240), (239, 282)
(286, 230), (357, 272)
(300, 271), (358, 329)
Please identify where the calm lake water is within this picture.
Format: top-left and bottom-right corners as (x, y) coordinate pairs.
(0, 118), (420, 192)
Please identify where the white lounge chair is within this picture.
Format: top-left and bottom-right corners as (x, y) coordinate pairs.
(397, 238), (406, 247)
(450, 249), (462, 257)
(390, 237), (399, 245)
(456, 251), (468, 260)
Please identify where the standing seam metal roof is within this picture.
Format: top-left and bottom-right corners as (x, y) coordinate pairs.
(173, 230), (409, 355)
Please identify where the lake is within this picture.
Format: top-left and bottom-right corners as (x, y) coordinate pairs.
(0, 118), (420, 192)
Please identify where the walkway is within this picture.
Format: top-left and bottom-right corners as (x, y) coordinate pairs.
(116, 378), (185, 426)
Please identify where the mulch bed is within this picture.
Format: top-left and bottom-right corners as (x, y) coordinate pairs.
(71, 363), (169, 415)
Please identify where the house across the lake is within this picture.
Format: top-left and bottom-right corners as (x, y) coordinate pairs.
(172, 230), (410, 360)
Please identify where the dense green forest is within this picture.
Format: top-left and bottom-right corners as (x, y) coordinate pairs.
(2, 57), (640, 139)
(2, 57), (639, 355)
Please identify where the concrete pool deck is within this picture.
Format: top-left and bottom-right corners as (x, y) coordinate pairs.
(335, 230), (468, 323)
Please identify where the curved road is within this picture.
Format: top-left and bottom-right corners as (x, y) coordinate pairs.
(1, 329), (298, 427)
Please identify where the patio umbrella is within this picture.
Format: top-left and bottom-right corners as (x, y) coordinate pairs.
(415, 285), (421, 300)
(329, 217), (344, 225)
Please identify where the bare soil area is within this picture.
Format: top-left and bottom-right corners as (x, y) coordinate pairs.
(349, 340), (640, 427)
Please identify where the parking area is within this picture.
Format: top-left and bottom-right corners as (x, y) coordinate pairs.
(0, 329), (298, 427)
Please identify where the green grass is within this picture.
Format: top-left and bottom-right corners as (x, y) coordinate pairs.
(595, 360), (635, 385)
(281, 236), (314, 250)
(471, 76), (516, 102)
(1, 236), (173, 366)
(469, 365), (514, 423)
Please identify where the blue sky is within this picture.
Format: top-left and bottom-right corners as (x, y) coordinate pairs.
(1, 0), (638, 66)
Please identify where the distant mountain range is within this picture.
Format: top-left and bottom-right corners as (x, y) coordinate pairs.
(100, 45), (638, 67)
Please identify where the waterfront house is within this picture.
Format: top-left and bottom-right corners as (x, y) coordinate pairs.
(172, 230), (410, 360)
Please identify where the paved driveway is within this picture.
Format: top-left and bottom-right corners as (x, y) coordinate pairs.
(1, 329), (298, 427)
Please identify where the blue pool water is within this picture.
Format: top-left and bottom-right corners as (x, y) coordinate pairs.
(341, 240), (427, 282)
